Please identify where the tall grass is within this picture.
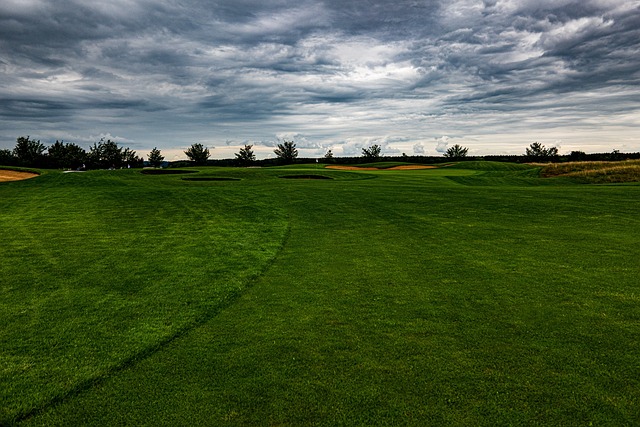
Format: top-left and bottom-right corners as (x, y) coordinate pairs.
(540, 160), (640, 183)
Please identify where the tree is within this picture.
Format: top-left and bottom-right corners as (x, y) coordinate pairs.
(362, 144), (382, 161)
(47, 140), (66, 168)
(0, 149), (17, 166)
(609, 149), (623, 161)
(122, 147), (143, 167)
(13, 136), (46, 167)
(569, 150), (587, 162)
(526, 142), (558, 159)
(235, 144), (256, 166)
(147, 147), (165, 167)
(273, 140), (298, 164)
(86, 138), (123, 169)
(323, 149), (334, 163)
(184, 143), (210, 165)
(66, 143), (88, 169)
(47, 140), (86, 169)
(443, 144), (469, 160)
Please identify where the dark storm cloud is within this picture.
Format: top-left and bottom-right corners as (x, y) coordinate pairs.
(0, 0), (639, 157)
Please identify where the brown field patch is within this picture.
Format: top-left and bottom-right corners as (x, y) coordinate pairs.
(326, 165), (437, 171)
(0, 169), (39, 182)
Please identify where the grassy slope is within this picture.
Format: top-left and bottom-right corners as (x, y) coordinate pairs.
(4, 165), (640, 425)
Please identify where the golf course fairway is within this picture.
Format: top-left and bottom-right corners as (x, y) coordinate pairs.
(1, 162), (639, 425)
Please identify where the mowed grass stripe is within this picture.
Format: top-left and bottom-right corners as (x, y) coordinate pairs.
(19, 166), (640, 425)
(1, 169), (289, 423)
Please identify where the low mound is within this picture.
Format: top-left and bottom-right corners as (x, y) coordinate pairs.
(182, 177), (240, 181)
(388, 165), (438, 170)
(326, 165), (436, 171)
(325, 166), (379, 170)
(0, 169), (39, 182)
(280, 174), (333, 180)
(141, 169), (198, 175)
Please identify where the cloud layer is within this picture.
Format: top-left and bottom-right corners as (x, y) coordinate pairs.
(1, 0), (639, 159)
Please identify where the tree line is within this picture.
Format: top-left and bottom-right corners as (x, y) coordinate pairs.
(0, 136), (146, 170)
(2, 136), (637, 169)
(184, 141), (299, 166)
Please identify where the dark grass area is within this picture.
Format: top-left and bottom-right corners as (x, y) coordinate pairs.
(2, 165), (640, 425)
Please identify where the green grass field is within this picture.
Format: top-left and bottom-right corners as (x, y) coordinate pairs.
(2, 163), (639, 425)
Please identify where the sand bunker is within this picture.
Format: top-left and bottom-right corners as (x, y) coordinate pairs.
(326, 165), (438, 171)
(0, 169), (39, 182)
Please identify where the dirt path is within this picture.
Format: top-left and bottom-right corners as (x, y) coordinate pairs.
(0, 169), (39, 182)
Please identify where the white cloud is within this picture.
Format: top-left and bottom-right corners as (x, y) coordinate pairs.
(0, 0), (639, 156)
(435, 136), (449, 153)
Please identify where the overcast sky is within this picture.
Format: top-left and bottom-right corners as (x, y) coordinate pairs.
(1, 0), (639, 160)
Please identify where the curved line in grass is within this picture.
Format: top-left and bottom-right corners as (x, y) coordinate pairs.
(13, 218), (293, 426)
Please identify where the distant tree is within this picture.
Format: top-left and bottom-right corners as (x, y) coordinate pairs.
(47, 140), (86, 169)
(609, 149), (623, 161)
(122, 147), (143, 168)
(235, 144), (256, 166)
(273, 140), (298, 164)
(323, 149), (334, 163)
(86, 138), (124, 169)
(47, 140), (66, 168)
(85, 142), (102, 169)
(185, 143), (210, 165)
(147, 147), (164, 167)
(13, 136), (46, 167)
(66, 143), (88, 169)
(569, 150), (587, 162)
(526, 142), (558, 159)
(0, 149), (17, 166)
(101, 139), (123, 167)
(443, 144), (469, 160)
(362, 144), (382, 161)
